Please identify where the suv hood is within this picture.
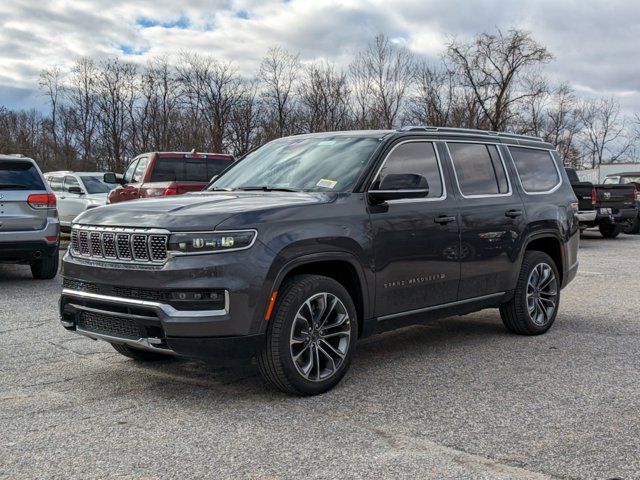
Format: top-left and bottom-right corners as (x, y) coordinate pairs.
(74, 191), (333, 230)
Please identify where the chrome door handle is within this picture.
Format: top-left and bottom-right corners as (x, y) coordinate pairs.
(434, 215), (456, 225)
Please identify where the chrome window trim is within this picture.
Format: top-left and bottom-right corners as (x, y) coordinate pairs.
(368, 139), (447, 204)
(507, 146), (564, 195)
(444, 140), (513, 199)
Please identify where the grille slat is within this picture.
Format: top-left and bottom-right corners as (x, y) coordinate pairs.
(70, 226), (168, 265)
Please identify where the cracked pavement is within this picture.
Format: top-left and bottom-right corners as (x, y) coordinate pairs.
(1, 231), (639, 479)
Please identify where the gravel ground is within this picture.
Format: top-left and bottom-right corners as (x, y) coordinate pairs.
(1, 231), (639, 479)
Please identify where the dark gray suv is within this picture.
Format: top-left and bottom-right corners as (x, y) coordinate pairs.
(60, 127), (580, 395)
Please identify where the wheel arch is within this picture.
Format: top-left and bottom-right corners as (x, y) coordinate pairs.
(523, 233), (564, 285)
(271, 252), (371, 338)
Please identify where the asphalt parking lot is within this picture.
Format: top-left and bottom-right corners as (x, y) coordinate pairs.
(1, 231), (639, 480)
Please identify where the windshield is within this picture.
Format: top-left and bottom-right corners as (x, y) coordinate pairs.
(80, 175), (112, 194)
(210, 136), (381, 192)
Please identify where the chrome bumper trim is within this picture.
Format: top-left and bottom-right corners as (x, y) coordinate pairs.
(75, 328), (176, 355)
(61, 288), (229, 318)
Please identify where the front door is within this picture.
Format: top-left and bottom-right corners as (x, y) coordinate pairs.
(61, 176), (86, 224)
(444, 141), (526, 300)
(369, 140), (461, 318)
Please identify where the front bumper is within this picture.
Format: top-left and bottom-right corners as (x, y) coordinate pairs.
(59, 288), (265, 362)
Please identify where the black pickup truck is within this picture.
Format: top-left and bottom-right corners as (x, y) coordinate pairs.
(565, 168), (638, 238)
(604, 172), (640, 234)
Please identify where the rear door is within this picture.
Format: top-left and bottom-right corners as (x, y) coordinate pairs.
(370, 140), (461, 318)
(445, 141), (526, 300)
(0, 160), (48, 232)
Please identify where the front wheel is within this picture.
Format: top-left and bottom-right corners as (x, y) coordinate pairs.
(500, 251), (560, 335)
(599, 223), (621, 238)
(258, 274), (358, 396)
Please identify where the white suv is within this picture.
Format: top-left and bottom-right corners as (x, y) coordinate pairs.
(45, 172), (111, 231)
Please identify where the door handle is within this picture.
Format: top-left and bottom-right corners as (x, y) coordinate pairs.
(434, 215), (457, 225)
(505, 209), (523, 218)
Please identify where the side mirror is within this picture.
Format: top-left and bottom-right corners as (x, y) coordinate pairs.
(103, 172), (120, 184)
(368, 173), (429, 203)
(68, 186), (84, 195)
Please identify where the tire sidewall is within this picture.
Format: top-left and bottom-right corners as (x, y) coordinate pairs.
(516, 252), (560, 334)
(273, 276), (358, 395)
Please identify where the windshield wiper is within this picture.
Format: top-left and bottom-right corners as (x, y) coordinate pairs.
(237, 186), (301, 192)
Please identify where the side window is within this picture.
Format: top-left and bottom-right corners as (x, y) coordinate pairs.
(132, 157), (149, 183)
(122, 159), (139, 184)
(448, 143), (510, 197)
(374, 142), (444, 198)
(63, 176), (81, 193)
(48, 176), (64, 191)
(509, 147), (561, 193)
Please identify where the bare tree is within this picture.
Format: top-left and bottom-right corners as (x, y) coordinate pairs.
(446, 29), (552, 131)
(38, 67), (63, 163)
(404, 61), (455, 127)
(259, 46), (301, 139)
(298, 61), (353, 132)
(350, 34), (415, 129)
(228, 80), (263, 157)
(579, 97), (632, 167)
(67, 57), (98, 168)
(95, 59), (137, 170)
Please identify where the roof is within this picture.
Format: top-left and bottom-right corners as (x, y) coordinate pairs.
(0, 154), (35, 162)
(44, 171), (105, 176)
(283, 126), (549, 145)
(606, 171), (640, 176)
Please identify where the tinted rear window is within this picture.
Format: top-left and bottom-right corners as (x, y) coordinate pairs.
(510, 147), (560, 193)
(0, 161), (45, 190)
(150, 157), (232, 183)
(448, 143), (509, 196)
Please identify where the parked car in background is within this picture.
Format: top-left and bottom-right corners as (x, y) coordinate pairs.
(0, 155), (59, 279)
(104, 151), (234, 204)
(45, 172), (111, 232)
(60, 127), (580, 395)
(565, 168), (637, 238)
(603, 172), (640, 234)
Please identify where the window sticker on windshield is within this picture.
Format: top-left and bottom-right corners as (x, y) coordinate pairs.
(317, 140), (336, 146)
(316, 179), (338, 189)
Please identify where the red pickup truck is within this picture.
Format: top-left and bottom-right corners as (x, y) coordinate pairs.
(104, 152), (234, 204)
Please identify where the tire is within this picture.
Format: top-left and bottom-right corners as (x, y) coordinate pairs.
(500, 251), (560, 335)
(30, 249), (59, 279)
(599, 223), (621, 238)
(258, 274), (358, 396)
(111, 342), (173, 361)
(623, 216), (640, 235)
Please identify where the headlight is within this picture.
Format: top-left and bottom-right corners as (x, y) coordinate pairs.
(168, 230), (257, 254)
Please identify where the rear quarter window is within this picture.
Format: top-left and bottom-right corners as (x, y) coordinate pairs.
(0, 161), (45, 190)
(509, 147), (561, 193)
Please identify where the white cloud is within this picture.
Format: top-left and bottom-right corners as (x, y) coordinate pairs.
(0, 0), (638, 112)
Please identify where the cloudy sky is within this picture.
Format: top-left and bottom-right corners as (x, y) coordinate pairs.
(1, 0), (639, 113)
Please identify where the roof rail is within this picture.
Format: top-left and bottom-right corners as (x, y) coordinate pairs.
(397, 125), (544, 142)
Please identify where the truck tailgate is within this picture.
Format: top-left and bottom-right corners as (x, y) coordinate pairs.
(595, 185), (636, 209)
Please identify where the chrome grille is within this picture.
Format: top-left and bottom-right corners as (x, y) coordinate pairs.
(70, 226), (169, 265)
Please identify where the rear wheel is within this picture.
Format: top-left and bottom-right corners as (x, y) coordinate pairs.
(599, 223), (621, 238)
(258, 274), (358, 396)
(30, 249), (59, 279)
(500, 251), (560, 335)
(111, 343), (173, 361)
(623, 216), (640, 234)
